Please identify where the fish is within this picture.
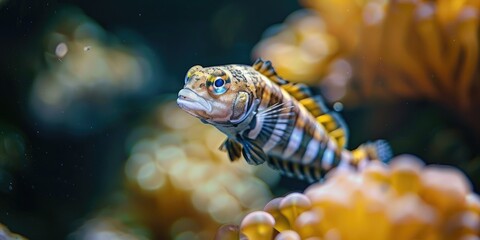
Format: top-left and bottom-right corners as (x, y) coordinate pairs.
(177, 59), (392, 182)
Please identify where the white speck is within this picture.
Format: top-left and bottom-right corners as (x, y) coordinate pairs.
(55, 42), (68, 58)
(139, 13), (142, 16)
(333, 102), (344, 111)
(83, 46), (92, 52)
(363, 2), (385, 25)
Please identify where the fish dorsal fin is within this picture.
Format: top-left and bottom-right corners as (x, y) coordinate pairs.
(295, 93), (349, 148)
(219, 138), (242, 162)
(253, 58), (288, 85)
(299, 95), (329, 116)
(252, 58), (349, 148)
(317, 111), (349, 148)
(280, 81), (349, 148)
(252, 58), (320, 105)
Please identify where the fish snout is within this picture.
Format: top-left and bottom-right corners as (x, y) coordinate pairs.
(177, 89), (193, 101)
(177, 88), (212, 113)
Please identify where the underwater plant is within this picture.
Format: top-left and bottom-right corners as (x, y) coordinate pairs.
(215, 155), (480, 240)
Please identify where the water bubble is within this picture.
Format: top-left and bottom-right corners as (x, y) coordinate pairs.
(55, 42), (68, 58)
(333, 102), (343, 111)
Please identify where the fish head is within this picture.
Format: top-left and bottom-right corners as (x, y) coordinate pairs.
(177, 65), (253, 124)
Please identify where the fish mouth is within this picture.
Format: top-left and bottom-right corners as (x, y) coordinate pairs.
(177, 88), (212, 114)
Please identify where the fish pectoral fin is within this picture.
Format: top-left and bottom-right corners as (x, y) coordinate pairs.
(240, 138), (267, 165)
(219, 138), (243, 162)
(252, 58), (288, 85)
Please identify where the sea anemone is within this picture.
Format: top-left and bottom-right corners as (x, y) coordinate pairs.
(216, 155), (480, 240)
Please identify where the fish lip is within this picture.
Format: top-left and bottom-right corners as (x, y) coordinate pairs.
(177, 88), (212, 113)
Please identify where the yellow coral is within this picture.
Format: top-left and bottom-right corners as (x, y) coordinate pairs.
(254, 0), (480, 127)
(253, 10), (339, 83)
(351, 0), (480, 109)
(216, 155), (480, 240)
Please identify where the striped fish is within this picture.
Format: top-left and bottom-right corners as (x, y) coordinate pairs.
(177, 59), (392, 182)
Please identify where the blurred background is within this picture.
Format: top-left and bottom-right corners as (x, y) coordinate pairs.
(0, 0), (479, 239)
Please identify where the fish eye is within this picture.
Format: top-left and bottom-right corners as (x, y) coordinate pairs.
(214, 78), (225, 88)
(211, 77), (228, 95)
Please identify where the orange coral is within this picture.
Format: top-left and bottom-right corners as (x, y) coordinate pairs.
(216, 155), (480, 240)
(253, 10), (339, 83)
(347, 0), (480, 109)
(253, 0), (480, 132)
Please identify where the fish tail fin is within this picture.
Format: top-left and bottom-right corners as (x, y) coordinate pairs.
(352, 140), (392, 166)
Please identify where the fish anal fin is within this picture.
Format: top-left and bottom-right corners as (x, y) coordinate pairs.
(316, 112), (349, 148)
(252, 58), (288, 85)
(219, 138), (242, 162)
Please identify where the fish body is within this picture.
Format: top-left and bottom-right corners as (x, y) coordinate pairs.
(177, 59), (392, 182)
